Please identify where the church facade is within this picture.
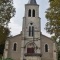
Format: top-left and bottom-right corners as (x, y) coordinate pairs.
(3, 0), (57, 60)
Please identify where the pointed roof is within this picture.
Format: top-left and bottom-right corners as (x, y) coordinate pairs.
(28, 0), (37, 4)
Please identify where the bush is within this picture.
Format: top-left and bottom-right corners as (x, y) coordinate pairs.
(5, 58), (13, 60)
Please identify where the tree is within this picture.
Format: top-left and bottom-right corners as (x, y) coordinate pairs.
(0, 58), (13, 60)
(45, 0), (60, 41)
(0, 0), (15, 26)
(0, 0), (15, 56)
(0, 0), (15, 44)
(0, 26), (10, 44)
(0, 27), (10, 56)
(45, 0), (60, 59)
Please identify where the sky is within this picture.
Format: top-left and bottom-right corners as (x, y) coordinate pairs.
(9, 0), (51, 37)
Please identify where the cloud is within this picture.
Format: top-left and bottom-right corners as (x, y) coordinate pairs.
(9, 20), (22, 36)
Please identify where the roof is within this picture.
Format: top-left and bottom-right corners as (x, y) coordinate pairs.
(7, 33), (22, 40)
(28, 0), (37, 5)
(41, 34), (56, 43)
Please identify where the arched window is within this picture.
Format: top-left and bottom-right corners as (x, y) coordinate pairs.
(32, 26), (34, 36)
(13, 43), (17, 51)
(32, 9), (35, 17)
(45, 44), (48, 52)
(29, 26), (34, 37)
(29, 26), (31, 36)
(28, 9), (31, 17)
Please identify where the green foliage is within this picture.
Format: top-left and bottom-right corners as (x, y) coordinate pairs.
(0, 0), (15, 27)
(0, 0), (15, 43)
(58, 50), (60, 60)
(49, 0), (54, 2)
(0, 0), (15, 55)
(0, 26), (10, 44)
(5, 58), (13, 60)
(0, 26), (10, 56)
(0, 58), (2, 60)
(0, 44), (4, 55)
(45, 0), (60, 40)
(0, 58), (13, 60)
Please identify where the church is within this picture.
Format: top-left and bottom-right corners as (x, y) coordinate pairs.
(3, 0), (57, 60)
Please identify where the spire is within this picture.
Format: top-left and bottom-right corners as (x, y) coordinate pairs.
(28, 0), (37, 4)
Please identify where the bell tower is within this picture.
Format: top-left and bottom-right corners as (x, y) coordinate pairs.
(21, 0), (41, 60)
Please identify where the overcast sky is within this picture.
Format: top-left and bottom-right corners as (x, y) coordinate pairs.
(9, 0), (51, 37)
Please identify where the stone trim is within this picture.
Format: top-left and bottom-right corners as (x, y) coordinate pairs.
(24, 53), (42, 57)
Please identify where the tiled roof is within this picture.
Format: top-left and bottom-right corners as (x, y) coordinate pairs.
(28, 0), (37, 4)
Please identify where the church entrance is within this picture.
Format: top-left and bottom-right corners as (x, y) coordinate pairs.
(27, 48), (34, 53)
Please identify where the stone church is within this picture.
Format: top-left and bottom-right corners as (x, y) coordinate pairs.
(3, 0), (57, 60)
